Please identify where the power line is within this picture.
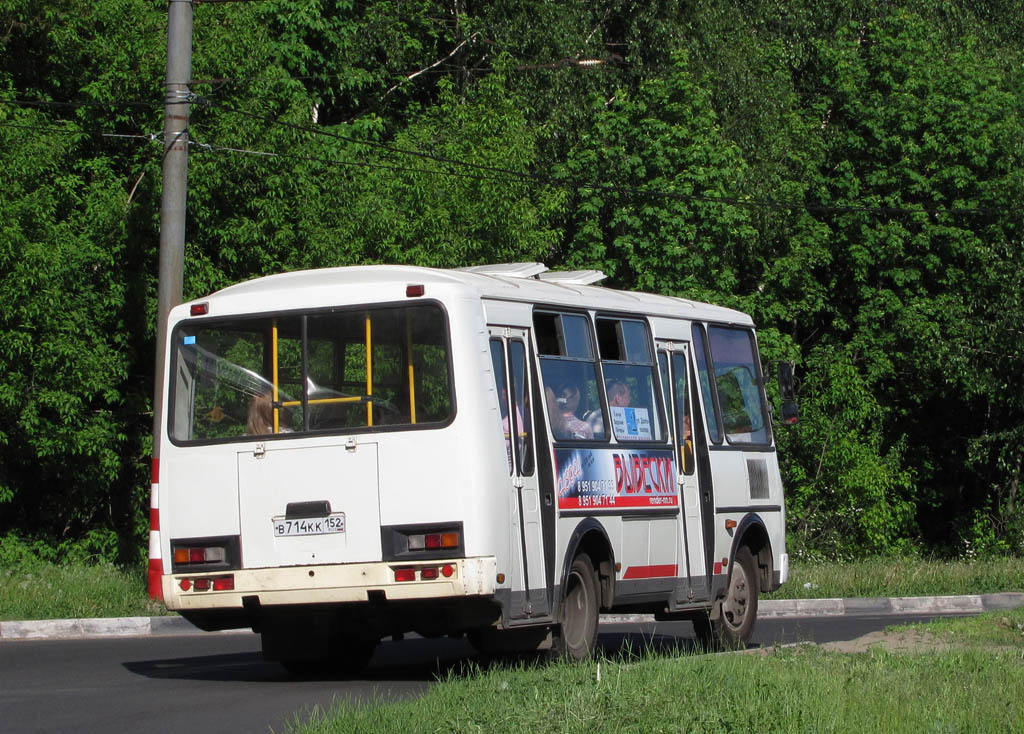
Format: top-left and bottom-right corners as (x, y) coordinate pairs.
(202, 100), (1010, 218)
(0, 97), (175, 112)
(189, 132), (1014, 219)
(3, 97), (1015, 218)
(0, 122), (161, 142)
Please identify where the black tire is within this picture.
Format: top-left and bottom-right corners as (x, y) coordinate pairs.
(553, 553), (600, 661)
(702, 546), (758, 650)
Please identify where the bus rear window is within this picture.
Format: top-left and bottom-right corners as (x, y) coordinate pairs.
(170, 304), (453, 443)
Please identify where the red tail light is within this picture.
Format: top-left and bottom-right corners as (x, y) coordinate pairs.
(394, 568), (416, 582)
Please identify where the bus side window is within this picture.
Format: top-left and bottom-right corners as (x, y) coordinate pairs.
(707, 326), (771, 445)
(672, 352), (696, 475)
(595, 317), (663, 442)
(509, 340), (534, 475)
(691, 324), (722, 444)
(489, 339), (514, 474)
(534, 312), (600, 442)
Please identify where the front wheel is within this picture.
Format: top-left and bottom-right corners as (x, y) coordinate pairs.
(696, 546), (759, 650)
(553, 553), (600, 661)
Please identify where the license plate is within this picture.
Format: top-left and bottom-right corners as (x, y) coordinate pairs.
(272, 513), (346, 537)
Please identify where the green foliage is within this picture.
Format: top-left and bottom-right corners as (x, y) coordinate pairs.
(0, 0), (1022, 562)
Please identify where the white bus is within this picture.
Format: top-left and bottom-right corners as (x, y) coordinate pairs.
(149, 263), (792, 672)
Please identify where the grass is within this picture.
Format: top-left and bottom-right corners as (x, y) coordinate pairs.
(286, 610), (1024, 733)
(764, 556), (1024, 600)
(1, 556), (1022, 621)
(0, 562), (169, 621)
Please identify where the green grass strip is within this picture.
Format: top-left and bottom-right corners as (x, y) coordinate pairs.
(765, 556), (1024, 599)
(289, 611), (1024, 733)
(0, 563), (168, 620)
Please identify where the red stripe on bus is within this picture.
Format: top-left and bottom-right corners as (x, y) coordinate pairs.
(622, 564), (678, 579)
(147, 558), (164, 601)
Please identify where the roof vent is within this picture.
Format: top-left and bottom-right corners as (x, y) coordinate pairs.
(537, 269), (607, 285)
(459, 262), (549, 279)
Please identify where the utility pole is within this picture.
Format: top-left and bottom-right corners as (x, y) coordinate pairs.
(152, 0), (193, 462)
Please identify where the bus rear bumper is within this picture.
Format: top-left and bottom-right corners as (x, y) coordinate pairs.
(162, 556), (497, 612)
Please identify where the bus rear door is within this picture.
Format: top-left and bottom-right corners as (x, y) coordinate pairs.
(489, 327), (550, 619)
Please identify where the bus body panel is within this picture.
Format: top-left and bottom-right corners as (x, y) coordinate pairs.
(161, 445), (240, 543)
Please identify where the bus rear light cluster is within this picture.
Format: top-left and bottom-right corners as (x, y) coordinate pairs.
(179, 575), (234, 592)
(393, 564), (456, 583)
(408, 531), (459, 551)
(173, 546), (226, 565)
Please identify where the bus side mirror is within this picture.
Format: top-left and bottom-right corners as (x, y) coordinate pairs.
(777, 361), (799, 425)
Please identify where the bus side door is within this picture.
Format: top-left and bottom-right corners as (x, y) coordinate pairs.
(489, 328), (550, 619)
(658, 344), (711, 602)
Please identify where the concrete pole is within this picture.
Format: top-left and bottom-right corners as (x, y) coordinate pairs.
(152, 0), (193, 460)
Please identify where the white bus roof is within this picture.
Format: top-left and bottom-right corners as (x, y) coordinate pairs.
(192, 263), (753, 326)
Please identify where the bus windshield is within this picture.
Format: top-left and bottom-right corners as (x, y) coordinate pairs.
(169, 303), (453, 442)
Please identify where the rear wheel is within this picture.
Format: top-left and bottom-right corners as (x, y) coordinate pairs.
(696, 546), (758, 650)
(553, 553), (600, 661)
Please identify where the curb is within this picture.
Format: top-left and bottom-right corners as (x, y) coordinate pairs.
(600, 592), (1024, 625)
(2, 593), (1023, 641)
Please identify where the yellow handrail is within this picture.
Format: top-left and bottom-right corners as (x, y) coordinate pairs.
(280, 396), (365, 408)
(406, 319), (417, 424)
(271, 320), (280, 433)
(365, 314), (373, 427)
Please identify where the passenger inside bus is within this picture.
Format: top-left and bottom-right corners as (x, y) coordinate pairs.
(247, 392), (292, 435)
(546, 383), (593, 440)
(607, 380), (631, 408)
(586, 380), (630, 438)
(500, 388), (524, 471)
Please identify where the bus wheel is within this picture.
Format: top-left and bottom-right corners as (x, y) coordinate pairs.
(698, 546), (758, 650)
(554, 553), (600, 661)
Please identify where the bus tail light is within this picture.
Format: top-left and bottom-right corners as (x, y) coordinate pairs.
(420, 567), (438, 580)
(170, 537), (238, 572)
(394, 568), (416, 582)
(173, 546), (226, 565)
(408, 531), (460, 551)
(179, 575), (235, 592)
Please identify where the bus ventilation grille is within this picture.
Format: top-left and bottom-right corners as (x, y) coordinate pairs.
(747, 458), (769, 500)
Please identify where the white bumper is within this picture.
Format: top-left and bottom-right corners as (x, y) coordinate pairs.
(163, 557), (497, 611)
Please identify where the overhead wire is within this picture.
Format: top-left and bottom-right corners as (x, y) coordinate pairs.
(2, 95), (1014, 218)
(199, 98), (1009, 217)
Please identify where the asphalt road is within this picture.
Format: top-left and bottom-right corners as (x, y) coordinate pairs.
(0, 615), (955, 734)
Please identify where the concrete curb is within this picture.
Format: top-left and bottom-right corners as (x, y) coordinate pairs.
(602, 592), (1024, 624)
(2, 593), (1023, 640)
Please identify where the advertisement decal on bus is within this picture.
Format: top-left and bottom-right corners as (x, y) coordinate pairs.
(555, 448), (677, 510)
